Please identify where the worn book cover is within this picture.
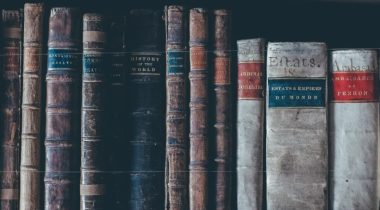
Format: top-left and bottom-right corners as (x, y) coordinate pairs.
(0, 9), (22, 210)
(236, 38), (265, 210)
(20, 3), (44, 210)
(127, 9), (165, 210)
(80, 13), (108, 210)
(213, 9), (232, 210)
(165, 5), (188, 210)
(107, 14), (127, 210)
(330, 49), (378, 210)
(45, 7), (81, 210)
(266, 42), (328, 209)
(189, 8), (209, 210)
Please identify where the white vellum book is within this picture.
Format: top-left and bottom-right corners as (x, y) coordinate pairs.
(236, 38), (265, 210)
(266, 42), (328, 210)
(330, 49), (379, 210)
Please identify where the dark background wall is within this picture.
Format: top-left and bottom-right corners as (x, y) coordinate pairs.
(3, 0), (380, 48)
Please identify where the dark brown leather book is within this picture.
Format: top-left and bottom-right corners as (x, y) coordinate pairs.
(189, 8), (209, 210)
(107, 15), (127, 210)
(165, 5), (188, 210)
(80, 13), (107, 210)
(127, 9), (165, 210)
(45, 7), (81, 210)
(20, 4), (44, 210)
(213, 9), (232, 210)
(0, 9), (22, 210)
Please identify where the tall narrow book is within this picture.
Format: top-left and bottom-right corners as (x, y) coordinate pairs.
(0, 9), (22, 210)
(236, 38), (265, 210)
(20, 4), (44, 210)
(127, 9), (165, 210)
(213, 9), (231, 210)
(189, 8), (209, 210)
(45, 8), (81, 210)
(165, 5), (188, 210)
(330, 50), (378, 209)
(81, 13), (107, 210)
(108, 15), (127, 210)
(266, 42), (328, 209)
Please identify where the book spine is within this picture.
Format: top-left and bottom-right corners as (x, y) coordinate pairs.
(127, 9), (165, 210)
(189, 8), (208, 210)
(266, 42), (328, 209)
(330, 50), (378, 209)
(80, 13), (107, 210)
(108, 15), (127, 210)
(0, 9), (22, 210)
(236, 38), (265, 210)
(45, 7), (81, 210)
(213, 9), (231, 210)
(165, 5), (188, 210)
(20, 3), (44, 210)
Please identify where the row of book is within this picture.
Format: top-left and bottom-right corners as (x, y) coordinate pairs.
(0, 2), (379, 210)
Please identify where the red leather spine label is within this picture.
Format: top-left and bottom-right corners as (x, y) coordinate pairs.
(214, 57), (230, 85)
(238, 62), (264, 99)
(190, 46), (207, 70)
(331, 71), (377, 102)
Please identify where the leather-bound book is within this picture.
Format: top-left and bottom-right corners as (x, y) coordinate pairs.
(20, 4), (44, 210)
(236, 38), (265, 210)
(266, 42), (328, 209)
(107, 15), (127, 210)
(189, 8), (209, 210)
(127, 9), (165, 210)
(165, 5), (188, 210)
(81, 13), (108, 210)
(0, 9), (22, 210)
(45, 7), (81, 210)
(212, 9), (231, 210)
(330, 50), (378, 209)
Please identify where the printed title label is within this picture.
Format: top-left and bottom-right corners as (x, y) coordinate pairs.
(110, 53), (124, 83)
(48, 49), (80, 69)
(190, 46), (207, 70)
(167, 51), (186, 75)
(331, 72), (377, 102)
(215, 57), (231, 85)
(83, 53), (106, 74)
(268, 79), (325, 108)
(130, 53), (163, 75)
(238, 62), (264, 99)
(2, 47), (20, 71)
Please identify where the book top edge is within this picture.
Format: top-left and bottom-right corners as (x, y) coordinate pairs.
(24, 3), (44, 7)
(268, 42), (326, 46)
(331, 49), (377, 53)
(190, 8), (207, 13)
(166, 5), (184, 11)
(237, 38), (266, 46)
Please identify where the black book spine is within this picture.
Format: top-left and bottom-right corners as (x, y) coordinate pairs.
(107, 15), (127, 210)
(127, 9), (165, 210)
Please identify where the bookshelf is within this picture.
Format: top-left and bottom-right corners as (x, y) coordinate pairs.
(0, 1), (378, 209)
